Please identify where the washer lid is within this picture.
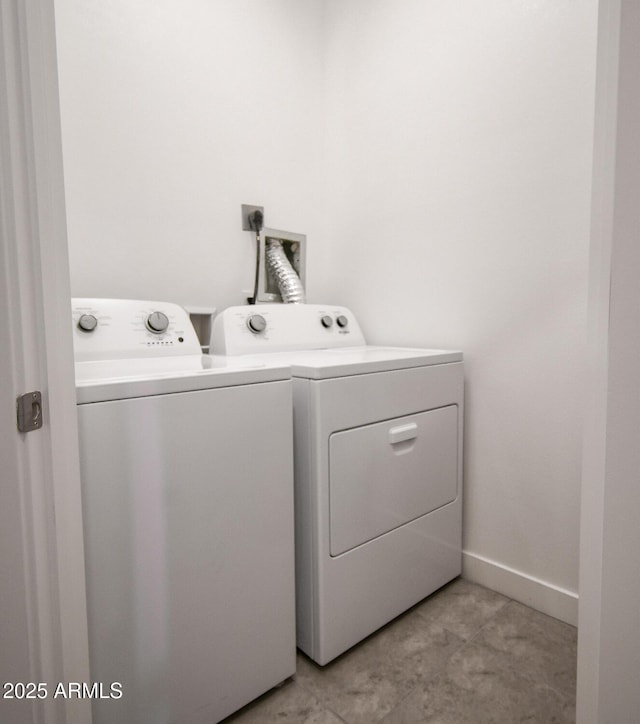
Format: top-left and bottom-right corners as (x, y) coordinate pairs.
(233, 346), (463, 379)
(75, 354), (290, 404)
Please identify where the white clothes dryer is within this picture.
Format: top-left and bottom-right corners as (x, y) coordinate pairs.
(72, 298), (295, 723)
(211, 304), (464, 665)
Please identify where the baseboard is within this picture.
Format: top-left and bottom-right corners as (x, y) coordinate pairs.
(462, 550), (579, 627)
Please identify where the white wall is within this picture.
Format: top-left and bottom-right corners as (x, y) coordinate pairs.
(317, 0), (598, 621)
(54, 0), (325, 310)
(56, 1), (598, 623)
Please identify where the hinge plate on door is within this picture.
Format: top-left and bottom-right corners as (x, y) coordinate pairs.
(17, 391), (43, 433)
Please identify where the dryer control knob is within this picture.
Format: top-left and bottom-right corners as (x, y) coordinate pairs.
(336, 315), (349, 328)
(320, 315), (333, 328)
(247, 314), (267, 334)
(78, 314), (98, 332)
(146, 311), (169, 334)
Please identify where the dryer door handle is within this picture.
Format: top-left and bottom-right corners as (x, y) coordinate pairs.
(389, 423), (418, 445)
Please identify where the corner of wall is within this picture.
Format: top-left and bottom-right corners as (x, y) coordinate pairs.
(463, 550), (579, 626)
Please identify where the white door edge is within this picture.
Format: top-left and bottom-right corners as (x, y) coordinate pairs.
(0, 1), (91, 722)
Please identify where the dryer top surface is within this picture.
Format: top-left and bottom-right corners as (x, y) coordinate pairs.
(225, 345), (462, 379)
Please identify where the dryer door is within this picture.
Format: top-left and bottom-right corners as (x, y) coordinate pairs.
(329, 405), (458, 556)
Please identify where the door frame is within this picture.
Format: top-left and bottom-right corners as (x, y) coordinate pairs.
(577, 0), (640, 720)
(0, 1), (90, 722)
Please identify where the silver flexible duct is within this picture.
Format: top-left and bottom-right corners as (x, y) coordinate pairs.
(265, 239), (305, 304)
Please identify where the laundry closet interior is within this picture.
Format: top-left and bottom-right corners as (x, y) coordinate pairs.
(52, 1), (598, 722)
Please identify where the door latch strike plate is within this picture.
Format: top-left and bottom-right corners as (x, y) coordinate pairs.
(17, 391), (43, 433)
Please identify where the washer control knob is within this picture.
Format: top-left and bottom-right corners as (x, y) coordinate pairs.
(320, 315), (333, 328)
(146, 311), (169, 334)
(247, 314), (267, 334)
(336, 315), (349, 328)
(78, 314), (98, 332)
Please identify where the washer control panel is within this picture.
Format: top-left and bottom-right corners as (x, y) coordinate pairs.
(210, 304), (366, 355)
(72, 298), (201, 362)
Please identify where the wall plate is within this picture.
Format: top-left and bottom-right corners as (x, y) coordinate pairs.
(241, 204), (264, 231)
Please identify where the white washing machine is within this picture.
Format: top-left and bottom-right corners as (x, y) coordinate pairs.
(72, 298), (296, 724)
(211, 304), (464, 665)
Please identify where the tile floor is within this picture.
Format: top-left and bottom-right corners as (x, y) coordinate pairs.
(223, 578), (577, 723)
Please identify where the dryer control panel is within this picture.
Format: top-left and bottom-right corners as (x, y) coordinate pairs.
(211, 304), (366, 355)
(72, 298), (201, 362)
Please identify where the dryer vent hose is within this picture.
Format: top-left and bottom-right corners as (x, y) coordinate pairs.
(265, 239), (305, 304)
